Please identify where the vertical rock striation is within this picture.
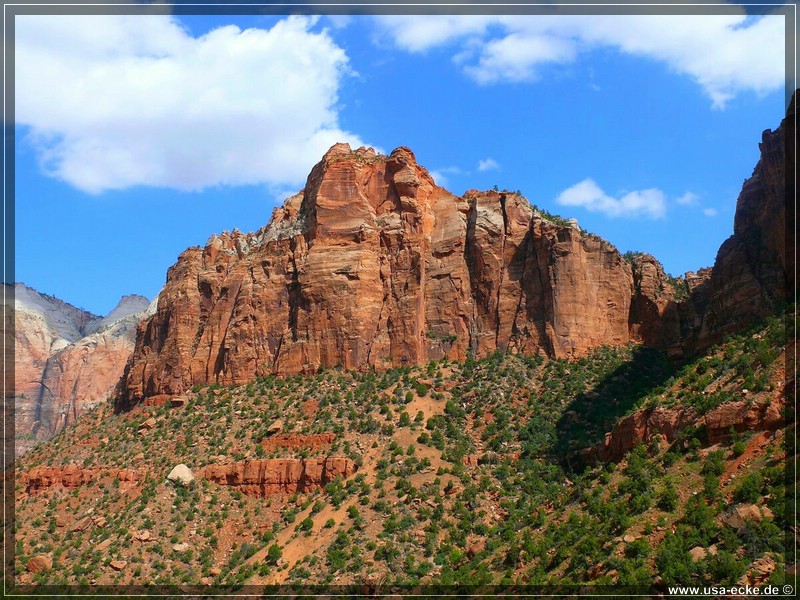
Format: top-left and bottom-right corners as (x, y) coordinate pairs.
(120, 146), (640, 405)
(119, 92), (793, 405)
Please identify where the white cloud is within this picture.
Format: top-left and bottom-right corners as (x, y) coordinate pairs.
(326, 15), (353, 30)
(464, 31), (576, 84)
(429, 170), (449, 187)
(556, 178), (666, 219)
(703, 207), (718, 217)
(428, 166), (464, 188)
(374, 15), (495, 53)
(374, 14), (784, 107)
(676, 191), (699, 205)
(16, 15), (368, 194)
(477, 158), (499, 172)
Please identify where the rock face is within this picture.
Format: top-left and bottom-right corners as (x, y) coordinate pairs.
(586, 395), (786, 463)
(117, 93), (791, 405)
(120, 146), (639, 404)
(691, 92), (794, 350)
(19, 465), (99, 495)
(9, 284), (151, 456)
(627, 253), (681, 350)
(201, 457), (356, 496)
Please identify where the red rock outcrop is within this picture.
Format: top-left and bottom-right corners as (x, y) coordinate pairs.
(590, 405), (697, 463)
(586, 395), (786, 463)
(260, 433), (336, 451)
(201, 457), (355, 496)
(120, 146), (639, 404)
(18, 465), (145, 495)
(703, 396), (785, 444)
(19, 465), (99, 495)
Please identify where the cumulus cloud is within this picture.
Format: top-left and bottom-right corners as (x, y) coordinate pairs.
(477, 158), (499, 172)
(676, 191), (721, 216)
(374, 13), (784, 107)
(429, 170), (449, 187)
(428, 165), (464, 188)
(556, 178), (666, 219)
(15, 15), (368, 194)
(676, 191), (699, 205)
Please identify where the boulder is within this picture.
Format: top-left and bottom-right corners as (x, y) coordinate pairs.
(26, 555), (52, 573)
(689, 547), (707, 562)
(110, 560), (127, 571)
(69, 516), (93, 532)
(723, 504), (770, 530)
(167, 464), (194, 486)
(138, 417), (157, 431)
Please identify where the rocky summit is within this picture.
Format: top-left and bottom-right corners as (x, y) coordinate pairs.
(120, 144), (635, 404)
(120, 94), (791, 406)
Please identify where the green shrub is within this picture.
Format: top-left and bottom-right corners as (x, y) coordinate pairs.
(701, 451), (725, 476)
(733, 472), (764, 504)
(732, 440), (747, 457)
(298, 517), (313, 532)
(266, 544), (282, 565)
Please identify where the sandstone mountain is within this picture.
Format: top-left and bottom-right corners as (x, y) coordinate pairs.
(119, 147), (654, 404)
(119, 92), (790, 406)
(8, 284), (151, 455)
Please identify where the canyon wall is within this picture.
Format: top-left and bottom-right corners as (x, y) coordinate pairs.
(120, 145), (651, 405)
(118, 93), (792, 406)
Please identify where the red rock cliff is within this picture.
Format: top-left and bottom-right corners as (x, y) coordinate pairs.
(691, 92), (794, 350)
(120, 145), (640, 404)
(119, 92), (793, 405)
(201, 457), (355, 496)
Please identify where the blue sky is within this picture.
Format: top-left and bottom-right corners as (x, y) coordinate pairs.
(13, 10), (790, 315)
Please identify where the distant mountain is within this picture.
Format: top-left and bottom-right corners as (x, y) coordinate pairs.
(88, 294), (152, 335)
(8, 283), (152, 456)
(12, 282), (102, 344)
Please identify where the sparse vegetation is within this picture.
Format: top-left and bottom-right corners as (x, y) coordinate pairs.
(13, 309), (792, 590)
